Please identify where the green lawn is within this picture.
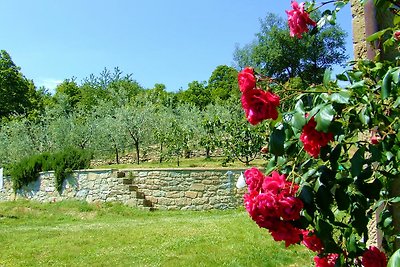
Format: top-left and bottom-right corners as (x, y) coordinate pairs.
(0, 200), (314, 267)
(94, 156), (266, 169)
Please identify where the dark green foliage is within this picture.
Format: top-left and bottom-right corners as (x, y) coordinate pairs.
(10, 154), (45, 192)
(53, 147), (92, 192)
(10, 148), (92, 193)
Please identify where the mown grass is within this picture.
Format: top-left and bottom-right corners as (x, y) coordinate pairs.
(94, 156), (266, 169)
(0, 200), (314, 267)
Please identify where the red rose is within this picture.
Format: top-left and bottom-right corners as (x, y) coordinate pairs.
(314, 254), (339, 267)
(238, 67), (256, 93)
(394, 30), (400, 42)
(244, 191), (279, 229)
(370, 128), (381, 145)
(241, 88), (280, 125)
(262, 171), (286, 194)
(361, 246), (387, 267)
(262, 171), (299, 197)
(286, 1), (317, 38)
(278, 196), (303, 221)
(300, 117), (333, 158)
(301, 230), (324, 252)
(244, 167), (265, 193)
(270, 221), (302, 247)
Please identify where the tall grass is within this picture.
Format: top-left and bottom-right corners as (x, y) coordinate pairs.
(0, 200), (314, 266)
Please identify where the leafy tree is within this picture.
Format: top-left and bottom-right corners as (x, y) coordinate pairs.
(199, 104), (232, 158)
(117, 103), (154, 164)
(0, 50), (42, 118)
(176, 80), (211, 109)
(233, 13), (348, 84)
(151, 106), (174, 163)
(166, 104), (201, 166)
(208, 65), (240, 102)
(222, 107), (267, 166)
(53, 78), (81, 113)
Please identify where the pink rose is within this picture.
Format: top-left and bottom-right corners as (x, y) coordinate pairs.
(361, 246), (387, 267)
(300, 117), (334, 158)
(241, 88), (280, 125)
(269, 221), (302, 247)
(286, 1), (317, 38)
(278, 196), (303, 221)
(238, 67), (256, 93)
(301, 230), (324, 252)
(314, 254), (339, 267)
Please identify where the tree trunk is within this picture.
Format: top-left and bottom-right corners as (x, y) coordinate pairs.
(115, 145), (119, 164)
(205, 147), (210, 159)
(135, 141), (140, 165)
(159, 142), (163, 163)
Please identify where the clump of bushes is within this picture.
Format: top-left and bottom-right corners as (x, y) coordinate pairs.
(10, 147), (92, 192)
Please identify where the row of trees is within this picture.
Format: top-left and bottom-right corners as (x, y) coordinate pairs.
(0, 12), (348, 168)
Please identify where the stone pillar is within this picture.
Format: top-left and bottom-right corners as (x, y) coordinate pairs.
(350, 0), (368, 59)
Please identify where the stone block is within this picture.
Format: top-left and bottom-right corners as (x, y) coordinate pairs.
(185, 191), (198, 199)
(190, 183), (205, 191)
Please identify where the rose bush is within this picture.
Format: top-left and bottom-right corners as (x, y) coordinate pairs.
(238, 0), (400, 266)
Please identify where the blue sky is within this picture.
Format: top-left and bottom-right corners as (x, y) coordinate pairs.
(0, 1), (353, 92)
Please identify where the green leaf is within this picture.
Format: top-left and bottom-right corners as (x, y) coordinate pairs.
(336, 73), (348, 81)
(316, 218), (333, 240)
(392, 67), (400, 84)
(299, 184), (314, 206)
(315, 104), (335, 132)
(330, 144), (342, 163)
(389, 196), (400, 203)
(349, 80), (365, 89)
(351, 205), (368, 236)
(359, 106), (370, 125)
(330, 90), (351, 104)
(388, 248), (400, 267)
(323, 68), (332, 86)
(351, 147), (365, 178)
(394, 15), (400, 25)
(292, 112), (306, 130)
(295, 99), (305, 114)
(265, 157), (276, 175)
(366, 28), (391, 42)
(346, 232), (358, 256)
(335, 187), (350, 211)
(269, 127), (285, 156)
(382, 69), (392, 100)
(316, 185), (333, 210)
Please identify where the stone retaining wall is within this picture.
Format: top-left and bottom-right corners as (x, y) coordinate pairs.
(0, 168), (247, 210)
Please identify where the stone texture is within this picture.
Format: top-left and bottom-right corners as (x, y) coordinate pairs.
(0, 168), (247, 211)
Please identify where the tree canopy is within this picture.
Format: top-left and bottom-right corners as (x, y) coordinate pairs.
(233, 13), (348, 84)
(0, 50), (43, 118)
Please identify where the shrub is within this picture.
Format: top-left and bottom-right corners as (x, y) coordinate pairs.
(9, 147), (92, 192)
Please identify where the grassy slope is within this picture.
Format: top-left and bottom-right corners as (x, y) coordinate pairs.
(0, 201), (313, 267)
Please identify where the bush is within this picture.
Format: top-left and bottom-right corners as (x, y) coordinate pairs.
(10, 147), (92, 192)
(53, 147), (92, 192)
(10, 154), (44, 192)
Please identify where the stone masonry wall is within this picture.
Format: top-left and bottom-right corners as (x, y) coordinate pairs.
(0, 168), (247, 210)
